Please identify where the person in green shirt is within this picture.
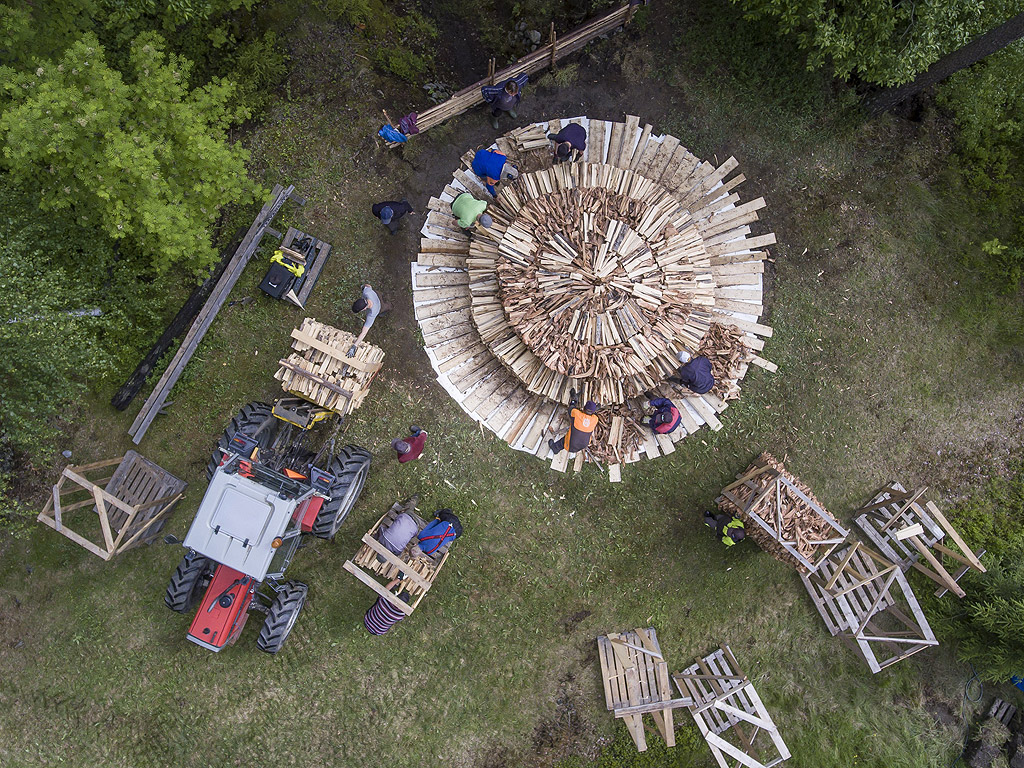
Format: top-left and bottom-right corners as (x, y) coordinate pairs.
(452, 192), (493, 230)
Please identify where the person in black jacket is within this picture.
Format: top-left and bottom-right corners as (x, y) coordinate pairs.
(668, 350), (715, 394)
(372, 200), (414, 234)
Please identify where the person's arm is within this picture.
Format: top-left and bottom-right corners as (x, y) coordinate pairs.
(649, 398), (671, 409)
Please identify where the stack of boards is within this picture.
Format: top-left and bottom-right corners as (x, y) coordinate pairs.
(274, 318), (384, 417)
(412, 116), (777, 481)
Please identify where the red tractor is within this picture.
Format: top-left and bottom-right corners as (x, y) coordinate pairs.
(163, 399), (370, 653)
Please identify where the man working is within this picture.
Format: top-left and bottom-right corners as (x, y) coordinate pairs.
(647, 397), (681, 434)
(703, 510), (746, 547)
(548, 390), (600, 455)
(482, 74), (528, 129)
(363, 578), (411, 635)
(471, 148), (519, 197)
(348, 283), (386, 356)
(452, 192), (493, 232)
(548, 123), (587, 164)
(372, 199), (414, 234)
(668, 350), (715, 394)
(392, 426), (428, 463)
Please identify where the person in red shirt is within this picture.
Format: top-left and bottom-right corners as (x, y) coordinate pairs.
(392, 426), (428, 463)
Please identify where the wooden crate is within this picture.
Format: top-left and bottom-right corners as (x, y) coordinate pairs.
(274, 318), (384, 417)
(37, 452), (187, 560)
(800, 542), (938, 673)
(342, 498), (452, 617)
(674, 645), (790, 768)
(596, 627), (693, 752)
(854, 482), (985, 599)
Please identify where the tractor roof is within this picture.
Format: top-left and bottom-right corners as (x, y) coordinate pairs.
(183, 470), (299, 580)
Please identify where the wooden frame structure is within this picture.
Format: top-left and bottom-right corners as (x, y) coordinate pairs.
(673, 645), (790, 768)
(717, 453), (848, 573)
(342, 499), (452, 617)
(800, 542), (938, 673)
(37, 451), (186, 560)
(596, 627), (693, 752)
(854, 482), (985, 599)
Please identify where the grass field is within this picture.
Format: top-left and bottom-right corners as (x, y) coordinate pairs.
(1, 3), (1023, 767)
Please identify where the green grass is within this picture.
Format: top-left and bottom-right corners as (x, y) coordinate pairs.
(2, 2), (1024, 767)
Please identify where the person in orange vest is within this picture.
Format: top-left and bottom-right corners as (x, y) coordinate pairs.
(548, 390), (600, 454)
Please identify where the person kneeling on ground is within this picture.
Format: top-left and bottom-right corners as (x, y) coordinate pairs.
(392, 426), (428, 463)
(647, 397), (681, 434)
(548, 391), (600, 455)
(703, 510), (745, 547)
(375, 511), (420, 563)
(471, 148), (519, 197)
(668, 349), (715, 394)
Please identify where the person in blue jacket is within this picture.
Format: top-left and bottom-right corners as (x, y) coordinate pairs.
(647, 397), (681, 434)
(471, 149), (519, 197)
(668, 350), (715, 394)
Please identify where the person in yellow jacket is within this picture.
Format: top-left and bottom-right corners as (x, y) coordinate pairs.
(703, 510), (746, 546)
(548, 390), (599, 454)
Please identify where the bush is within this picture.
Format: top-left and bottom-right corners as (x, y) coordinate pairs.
(929, 463), (1024, 682)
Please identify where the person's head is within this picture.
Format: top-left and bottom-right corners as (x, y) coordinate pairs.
(654, 411), (673, 426)
(500, 163), (519, 181)
(504, 80), (519, 95)
(555, 142), (571, 159)
(478, 213), (493, 229)
(728, 527), (746, 543)
(392, 439), (411, 455)
(380, 206), (394, 225)
(583, 400), (599, 414)
(352, 298), (368, 313)
(677, 349), (692, 364)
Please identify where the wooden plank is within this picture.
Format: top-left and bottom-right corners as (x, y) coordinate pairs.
(342, 560), (415, 616)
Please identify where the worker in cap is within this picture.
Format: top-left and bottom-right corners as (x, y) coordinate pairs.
(348, 283), (389, 356)
(372, 199), (413, 234)
(452, 192), (493, 232)
(548, 123), (587, 164)
(548, 390), (600, 455)
(703, 510), (746, 547)
(482, 74), (528, 129)
(646, 396), (681, 434)
(472, 148), (519, 197)
(668, 349), (715, 394)
(391, 426), (428, 463)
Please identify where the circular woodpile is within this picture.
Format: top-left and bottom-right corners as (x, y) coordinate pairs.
(412, 117), (778, 480)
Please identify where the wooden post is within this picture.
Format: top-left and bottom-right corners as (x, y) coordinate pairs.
(550, 23), (557, 69)
(488, 57), (496, 85)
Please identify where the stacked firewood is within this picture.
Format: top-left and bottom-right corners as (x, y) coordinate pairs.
(696, 322), (751, 401)
(274, 318), (384, 416)
(716, 453), (846, 573)
(588, 404), (646, 465)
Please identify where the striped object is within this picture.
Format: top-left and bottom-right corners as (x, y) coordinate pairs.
(363, 595), (407, 635)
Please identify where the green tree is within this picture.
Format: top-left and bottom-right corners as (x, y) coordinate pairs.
(0, 32), (259, 274)
(732, 0), (1022, 85)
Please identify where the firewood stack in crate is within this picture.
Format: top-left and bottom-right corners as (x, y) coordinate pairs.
(412, 117), (778, 481)
(716, 453), (848, 573)
(274, 318), (385, 417)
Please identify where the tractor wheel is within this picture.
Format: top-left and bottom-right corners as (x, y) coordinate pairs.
(311, 445), (372, 540)
(164, 553), (214, 613)
(256, 581), (308, 654)
(206, 401), (278, 479)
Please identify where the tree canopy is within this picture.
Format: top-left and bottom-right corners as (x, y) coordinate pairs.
(732, 0), (1022, 85)
(0, 32), (259, 274)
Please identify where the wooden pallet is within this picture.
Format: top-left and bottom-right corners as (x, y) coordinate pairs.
(717, 453), (848, 574)
(854, 482), (985, 598)
(596, 628), (693, 752)
(800, 542), (938, 673)
(342, 498), (452, 616)
(674, 645), (790, 768)
(37, 452), (187, 560)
